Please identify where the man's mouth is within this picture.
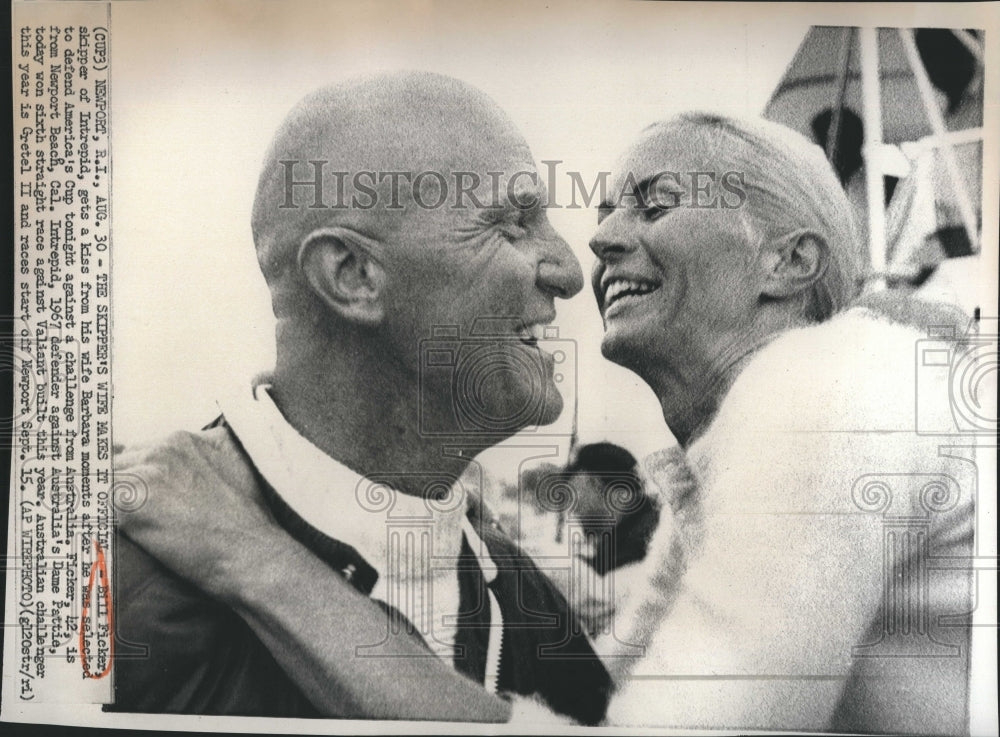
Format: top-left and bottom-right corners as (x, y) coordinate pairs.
(516, 321), (549, 347)
(600, 276), (660, 315)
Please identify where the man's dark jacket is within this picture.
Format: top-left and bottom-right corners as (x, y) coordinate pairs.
(109, 419), (612, 724)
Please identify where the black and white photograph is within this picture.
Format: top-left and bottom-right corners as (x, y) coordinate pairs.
(5, 1), (998, 734)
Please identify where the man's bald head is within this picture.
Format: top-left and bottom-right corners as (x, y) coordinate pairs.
(252, 71), (531, 314)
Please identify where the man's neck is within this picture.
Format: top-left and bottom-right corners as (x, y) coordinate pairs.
(270, 338), (470, 499)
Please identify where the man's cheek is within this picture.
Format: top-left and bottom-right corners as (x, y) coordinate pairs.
(480, 280), (532, 320)
(453, 231), (502, 263)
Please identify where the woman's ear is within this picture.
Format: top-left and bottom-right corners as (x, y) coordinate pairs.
(758, 229), (830, 300)
(297, 227), (387, 325)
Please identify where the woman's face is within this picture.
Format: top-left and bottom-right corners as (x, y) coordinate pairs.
(588, 126), (764, 377)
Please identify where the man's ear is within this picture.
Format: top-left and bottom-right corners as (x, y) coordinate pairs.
(758, 229), (829, 300)
(297, 227), (387, 325)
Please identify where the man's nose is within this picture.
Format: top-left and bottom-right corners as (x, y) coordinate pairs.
(536, 231), (584, 299)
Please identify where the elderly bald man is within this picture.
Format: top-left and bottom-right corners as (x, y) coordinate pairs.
(112, 72), (611, 722)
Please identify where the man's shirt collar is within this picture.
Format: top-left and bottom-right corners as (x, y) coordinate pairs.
(216, 381), (469, 594)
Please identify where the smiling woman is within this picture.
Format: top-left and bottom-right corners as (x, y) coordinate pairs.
(589, 113), (865, 446)
(589, 112), (976, 734)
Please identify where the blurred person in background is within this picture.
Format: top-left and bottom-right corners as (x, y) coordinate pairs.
(561, 442), (661, 575)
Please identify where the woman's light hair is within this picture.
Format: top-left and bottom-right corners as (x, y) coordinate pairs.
(649, 113), (864, 322)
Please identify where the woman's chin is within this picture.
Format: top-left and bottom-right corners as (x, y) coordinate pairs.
(601, 325), (643, 368)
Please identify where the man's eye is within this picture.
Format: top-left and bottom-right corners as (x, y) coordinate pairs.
(499, 225), (527, 242)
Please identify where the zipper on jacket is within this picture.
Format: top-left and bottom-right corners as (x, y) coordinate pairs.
(462, 517), (504, 693)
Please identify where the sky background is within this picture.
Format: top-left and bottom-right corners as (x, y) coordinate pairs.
(109, 0), (997, 477)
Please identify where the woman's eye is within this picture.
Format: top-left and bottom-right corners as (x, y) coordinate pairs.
(641, 190), (682, 221)
(641, 204), (671, 222)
